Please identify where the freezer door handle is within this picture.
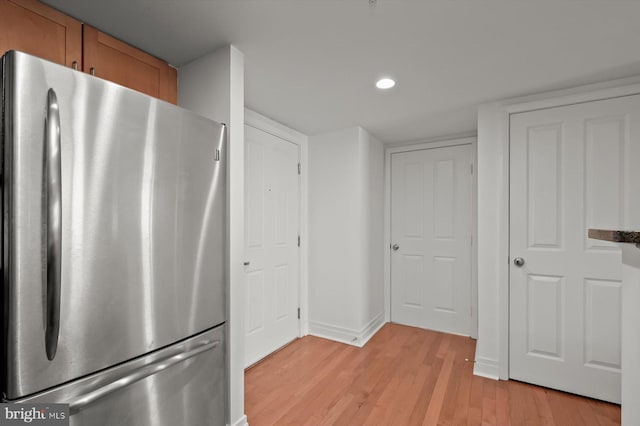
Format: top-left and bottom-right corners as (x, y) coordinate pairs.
(44, 88), (62, 361)
(68, 339), (221, 414)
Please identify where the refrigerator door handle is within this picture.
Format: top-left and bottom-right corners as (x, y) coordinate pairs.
(68, 339), (221, 414)
(44, 88), (62, 361)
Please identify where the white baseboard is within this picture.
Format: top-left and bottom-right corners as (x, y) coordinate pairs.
(358, 312), (386, 346)
(308, 321), (362, 346)
(229, 414), (248, 426)
(308, 312), (386, 348)
(473, 357), (500, 380)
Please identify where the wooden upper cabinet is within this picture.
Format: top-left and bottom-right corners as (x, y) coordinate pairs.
(83, 25), (177, 104)
(0, 0), (178, 104)
(0, 0), (81, 67)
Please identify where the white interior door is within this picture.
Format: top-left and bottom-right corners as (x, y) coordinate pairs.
(391, 144), (472, 336)
(509, 94), (640, 403)
(244, 125), (300, 367)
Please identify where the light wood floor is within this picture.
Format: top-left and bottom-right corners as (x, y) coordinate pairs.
(245, 323), (620, 425)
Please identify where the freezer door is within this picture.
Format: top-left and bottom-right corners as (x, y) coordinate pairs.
(20, 325), (226, 426)
(2, 51), (227, 399)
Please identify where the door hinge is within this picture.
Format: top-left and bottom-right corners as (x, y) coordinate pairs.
(470, 164), (473, 174)
(297, 308), (301, 319)
(215, 149), (220, 162)
(298, 235), (301, 247)
(470, 235), (473, 246)
(298, 163), (301, 175)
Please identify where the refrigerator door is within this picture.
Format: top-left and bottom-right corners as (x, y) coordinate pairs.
(1, 51), (226, 399)
(20, 324), (226, 426)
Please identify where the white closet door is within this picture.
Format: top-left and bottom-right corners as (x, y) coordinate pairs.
(391, 144), (472, 336)
(244, 125), (300, 367)
(509, 94), (640, 403)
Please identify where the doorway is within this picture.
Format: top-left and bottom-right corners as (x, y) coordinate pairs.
(508, 94), (640, 403)
(244, 124), (301, 367)
(390, 143), (473, 336)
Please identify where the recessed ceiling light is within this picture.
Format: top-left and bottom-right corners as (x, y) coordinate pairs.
(376, 78), (395, 89)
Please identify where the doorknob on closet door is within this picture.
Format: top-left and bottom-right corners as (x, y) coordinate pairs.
(513, 257), (525, 267)
(392, 244), (400, 251)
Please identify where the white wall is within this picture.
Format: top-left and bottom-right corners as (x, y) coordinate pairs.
(308, 127), (385, 346)
(474, 104), (506, 379)
(178, 45), (247, 426)
(309, 127), (362, 332)
(360, 129), (385, 330)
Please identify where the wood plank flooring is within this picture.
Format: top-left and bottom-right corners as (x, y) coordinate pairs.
(245, 323), (620, 425)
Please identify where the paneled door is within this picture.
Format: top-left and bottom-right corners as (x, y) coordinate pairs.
(244, 125), (300, 367)
(391, 144), (472, 335)
(509, 94), (640, 403)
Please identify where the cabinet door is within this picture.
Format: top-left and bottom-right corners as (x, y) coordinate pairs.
(83, 25), (177, 104)
(0, 0), (81, 67)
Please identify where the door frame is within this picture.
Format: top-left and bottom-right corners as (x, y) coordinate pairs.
(244, 108), (309, 337)
(476, 76), (640, 381)
(384, 135), (478, 338)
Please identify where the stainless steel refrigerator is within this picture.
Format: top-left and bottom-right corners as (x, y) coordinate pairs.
(0, 51), (227, 425)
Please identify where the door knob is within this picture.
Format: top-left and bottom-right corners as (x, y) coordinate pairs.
(392, 244), (400, 251)
(513, 257), (525, 267)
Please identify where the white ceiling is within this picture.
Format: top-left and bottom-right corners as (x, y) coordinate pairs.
(41, 0), (640, 143)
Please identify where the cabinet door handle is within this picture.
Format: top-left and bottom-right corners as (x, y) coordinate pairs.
(72, 61), (78, 70)
(90, 67), (96, 76)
